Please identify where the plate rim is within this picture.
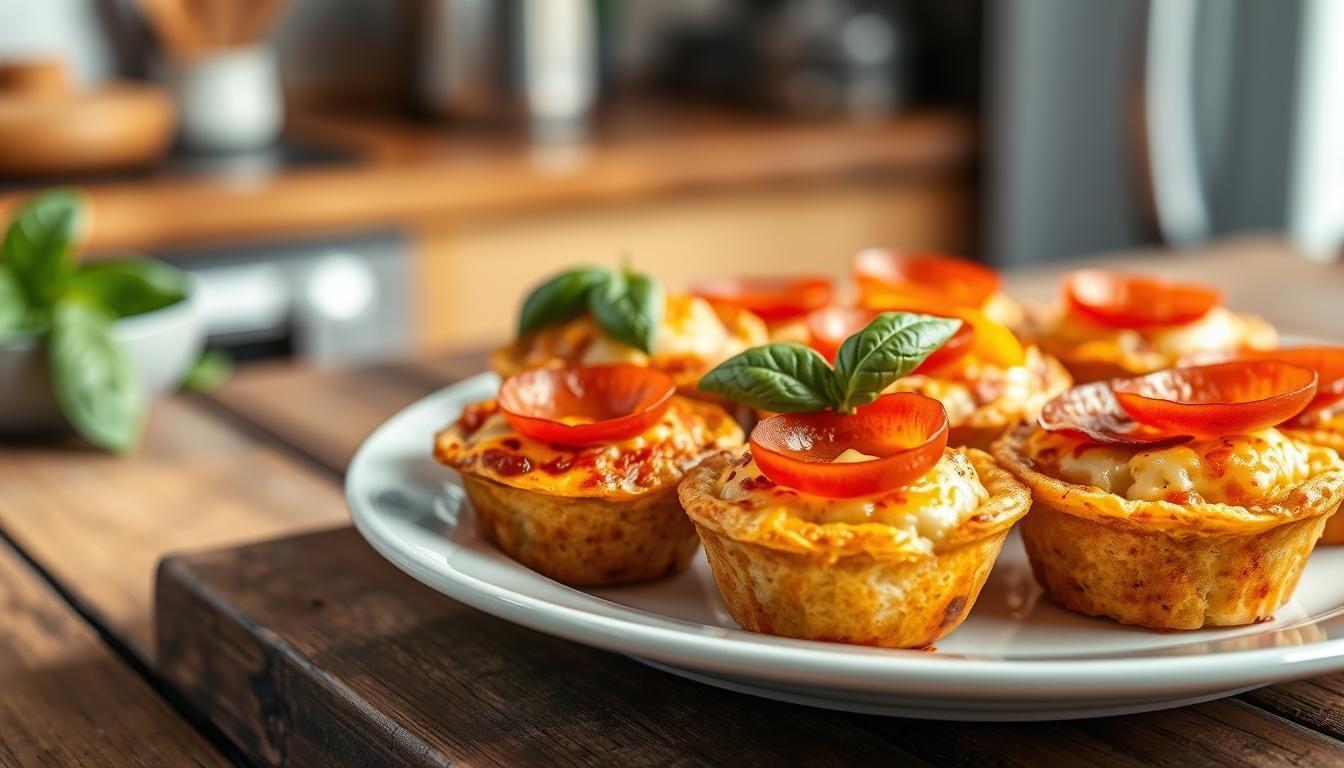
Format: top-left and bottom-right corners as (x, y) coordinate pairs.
(347, 372), (1344, 702)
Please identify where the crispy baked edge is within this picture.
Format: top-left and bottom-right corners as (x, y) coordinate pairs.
(992, 424), (1344, 536)
(677, 448), (1030, 561)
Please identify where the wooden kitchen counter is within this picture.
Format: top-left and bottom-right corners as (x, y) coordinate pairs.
(0, 104), (975, 253)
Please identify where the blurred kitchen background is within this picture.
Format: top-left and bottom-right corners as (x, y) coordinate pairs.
(1, 0), (1340, 365)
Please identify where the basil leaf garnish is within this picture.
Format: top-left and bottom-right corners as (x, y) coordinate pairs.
(588, 270), (662, 354)
(0, 264), (27, 332)
(518, 266), (612, 337)
(833, 312), (961, 412)
(69, 258), (189, 318)
(48, 300), (145, 453)
(698, 343), (840, 413)
(2, 188), (84, 306)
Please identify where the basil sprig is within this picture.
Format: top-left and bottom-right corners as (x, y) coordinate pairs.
(516, 265), (663, 354)
(1, 188), (200, 452)
(699, 312), (962, 413)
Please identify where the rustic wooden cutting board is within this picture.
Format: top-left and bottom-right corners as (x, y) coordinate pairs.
(154, 526), (1341, 768)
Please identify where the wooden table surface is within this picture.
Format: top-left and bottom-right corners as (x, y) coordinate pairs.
(1, 238), (1344, 766)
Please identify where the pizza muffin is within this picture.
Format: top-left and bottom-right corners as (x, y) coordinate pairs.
(1194, 347), (1344, 543)
(994, 360), (1344, 630)
(806, 305), (1071, 450)
(1020, 270), (1277, 383)
(689, 274), (834, 344)
(685, 313), (1031, 648)
(491, 265), (767, 395)
(434, 364), (742, 586)
(852, 248), (1023, 329)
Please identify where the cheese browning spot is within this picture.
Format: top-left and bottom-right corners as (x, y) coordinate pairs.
(1026, 429), (1323, 506)
(716, 449), (988, 541)
(435, 397), (743, 498)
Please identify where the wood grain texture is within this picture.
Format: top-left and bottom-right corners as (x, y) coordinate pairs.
(0, 107), (974, 252)
(202, 353), (485, 475)
(1245, 680), (1344, 744)
(0, 536), (226, 767)
(157, 527), (928, 768)
(206, 361), (437, 474)
(0, 397), (347, 660)
(157, 527), (1344, 768)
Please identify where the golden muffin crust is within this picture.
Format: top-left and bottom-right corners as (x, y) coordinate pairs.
(994, 425), (1344, 629)
(434, 395), (744, 587)
(458, 474), (701, 586)
(678, 449), (1030, 648)
(1281, 415), (1344, 544)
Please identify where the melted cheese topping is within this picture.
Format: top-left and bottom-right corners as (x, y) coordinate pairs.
(1295, 405), (1344, 432)
(715, 449), (988, 543)
(1031, 305), (1278, 371)
(1024, 428), (1329, 506)
(434, 396), (743, 498)
(885, 346), (1067, 427)
(500, 295), (767, 386)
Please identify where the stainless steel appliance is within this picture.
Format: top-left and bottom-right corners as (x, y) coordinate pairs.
(985, 0), (1342, 265)
(412, 0), (599, 136)
(156, 231), (414, 364)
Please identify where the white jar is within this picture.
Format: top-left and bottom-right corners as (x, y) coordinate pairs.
(165, 45), (283, 153)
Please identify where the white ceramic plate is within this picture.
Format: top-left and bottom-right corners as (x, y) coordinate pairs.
(347, 373), (1344, 721)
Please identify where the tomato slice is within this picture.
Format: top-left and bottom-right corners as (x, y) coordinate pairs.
(689, 275), (834, 323)
(1064, 270), (1221, 329)
(805, 306), (874, 362)
(749, 393), (949, 498)
(1111, 361), (1317, 438)
(1200, 347), (1344, 418)
(853, 249), (1000, 308)
(804, 306), (974, 376)
(497, 364), (676, 447)
(1038, 381), (1190, 446)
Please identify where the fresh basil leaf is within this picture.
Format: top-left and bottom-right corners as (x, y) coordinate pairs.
(0, 264), (27, 332)
(588, 270), (662, 354)
(518, 266), (611, 337)
(2, 188), (85, 306)
(181, 348), (232, 392)
(69, 258), (188, 318)
(48, 300), (145, 453)
(833, 312), (962, 412)
(698, 343), (840, 413)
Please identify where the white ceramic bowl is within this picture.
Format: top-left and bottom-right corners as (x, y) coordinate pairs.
(0, 290), (204, 436)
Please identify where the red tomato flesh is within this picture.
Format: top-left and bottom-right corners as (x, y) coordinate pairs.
(690, 275), (834, 323)
(749, 393), (949, 498)
(1212, 347), (1344, 418)
(497, 364), (676, 447)
(852, 249), (1000, 308)
(1064, 270), (1220, 329)
(1111, 361), (1317, 437)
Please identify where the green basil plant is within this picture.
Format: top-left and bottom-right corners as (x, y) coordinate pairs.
(0, 188), (200, 452)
